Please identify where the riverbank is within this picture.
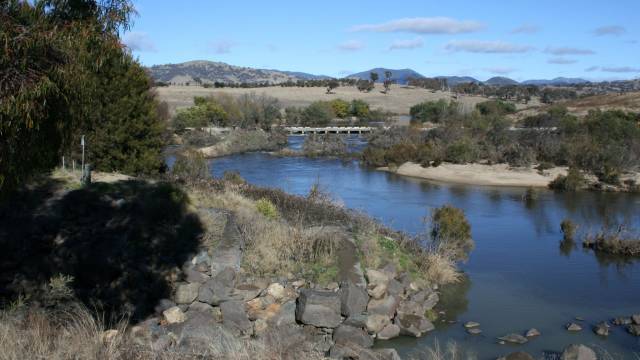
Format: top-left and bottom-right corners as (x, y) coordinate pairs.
(379, 162), (568, 188)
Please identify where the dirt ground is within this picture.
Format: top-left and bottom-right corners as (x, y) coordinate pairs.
(154, 84), (490, 116)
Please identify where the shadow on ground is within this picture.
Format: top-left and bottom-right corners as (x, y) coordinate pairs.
(0, 179), (203, 321)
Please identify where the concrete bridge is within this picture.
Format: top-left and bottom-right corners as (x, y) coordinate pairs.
(284, 126), (374, 135)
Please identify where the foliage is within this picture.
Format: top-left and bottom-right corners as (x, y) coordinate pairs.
(410, 100), (460, 124)
(549, 168), (586, 191)
(326, 79), (339, 94)
(329, 99), (350, 118)
(350, 99), (370, 118)
(173, 101), (228, 130)
(171, 149), (209, 183)
(430, 205), (473, 262)
(475, 100), (516, 116)
(255, 198), (278, 219)
(179, 93), (281, 130)
(222, 170), (246, 184)
(560, 219), (578, 241)
(301, 101), (334, 126)
(302, 135), (348, 157)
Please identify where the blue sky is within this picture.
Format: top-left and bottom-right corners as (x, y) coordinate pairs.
(125, 0), (639, 81)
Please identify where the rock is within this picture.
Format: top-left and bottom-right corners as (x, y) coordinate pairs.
(333, 324), (374, 348)
(191, 250), (211, 266)
(612, 317), (632, 325)
(628, 324), (640, 336)
(633, 314), (640, 325)
(154, 299), (176, 314)
(340, 282), (369, 317)
(344, 313), (368, 328)
(296, 289), (342, 328)
(101, 329), (119, 343)
(497, 334), (528, 345)
(593, 322), (609, 336)
(269, 300), (296, 327)
(187, 301), (214, 314)
(377, 324), (401, 340)
(220, 300), (252, 335)
(525, 328), (540, 337)
(162, 306), (185, 324)
(174, 283), (200, 304)
(366, 314), (391, 334)
(574, 316), (584, 321)
(464, 321), (480, 328)
(498, 351), (535, 360)
(410, 289), (439, 310)
(197, 268), (236, 305)
(326, 282), (339, 291)
(367, 295), (399, 319)
(386, 278), (404, 296)
(292, 279), (305, 288)
(176, 310), (223, 352)
(329, 342), (383, 360)
(366, 269), (390, 287)
(560, 344), (597, 360)
(397, 300), (425, 316)
(254, 318), (268, 334)
(467, 328), (482, 335)
(381, 264), (398, 280)
(184, 266), (210, 284)
(566, 323), (582, 331)
(233, 283), (263, 302)
(367, 283), (388, 299)
(376, 348), (402, 360)
(395, 313), (434, 337)
(265, 283), (286, 300)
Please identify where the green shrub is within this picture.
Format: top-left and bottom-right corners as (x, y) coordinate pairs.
(445, 140), (476, 164)
(410, 99), (459, 124)
(385, 143), (418, 166)
(171, 149), (210, 183)
(475, 100), (516, 116)
(560, 219), (578, 241)
(256, 198), (278, 219)
(549, 167), (586, 191)
(350, 99), (371, 118)
(430, 205), (473, 261)
(362, 147), (387, 167)
(329, 99), (350, 118)
(302, 101), (334, 126)
(222, 170), (245, 184)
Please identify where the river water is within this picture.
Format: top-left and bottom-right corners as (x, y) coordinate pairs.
(204, 137), (640, 359)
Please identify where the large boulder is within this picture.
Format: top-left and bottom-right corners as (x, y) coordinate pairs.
(177, 310), (224, 352)
(561, 344), (597, 360)
(377, 324), (400, 340)
(396, 300), (425, 316)
(220, 300), (252, 335)
(184, 266), (210, 284)
(395, 313), (434, 337)
(333, 324), (374, 348)
(367, 295), (399, 319)
(233, 283), (263, 302)
(162, 306), (185, 324)
(296, 289), (342, 328)
(366, 269), (390, 288)
(498, 334), (528, 345)
(340, 282), (369, 317)
(197, 268), (236, 305)
(174, 283), (200, 304)
(410, 289), (439, 310)
(366, 314), (391, 334)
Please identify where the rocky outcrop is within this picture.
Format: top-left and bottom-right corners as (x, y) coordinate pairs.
(561, 344), (597, 360)
(296, 289), (342, 328)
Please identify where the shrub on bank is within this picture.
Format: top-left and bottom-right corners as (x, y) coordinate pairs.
(430, 205), (473, 262)
(549, 168), (586, 191)
(560, 219), (578, 241)
(222, 170), (246, 185)
(171, 149), (210, 183)
(255, 198), (278, 219)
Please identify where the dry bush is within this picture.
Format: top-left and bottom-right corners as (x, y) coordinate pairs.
(410, 340), (475, 360)
(418, 245), (462, 285)
(583, 226), (640, 256)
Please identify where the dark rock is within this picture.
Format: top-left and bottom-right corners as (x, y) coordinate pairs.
(498, 333), (528, 345)
(633, 314), (640, 325)
(560, 344), (597, 360)
(233, 283), (262, 302)
(269, 300), (296, 327)
(177, 310), (224, 352)
(381, 263), (397, 280)
(333, 324), (374, 348)
(184, 266), (210, 284)
(396, 300), (424, 316)
(174, 282), (200, 304)
(386, 278), (404, 296)
(340, 281), (369, 317)
(220, 300), (252, 335)
(154, 299), (176, 314)
(296, 289), (342, 328)
(566, 323), (582, 331)
(366, 314), (391, 333)
(197, 268), (236, 305)
(612, 317), (632, 325)
(376, 348), (402, 360)
(187, 301), (214, 314)
(498, 351), (535, 360)
(395, 313), (434, 337)
(628, 324), (640, 336)
(367, 295), (399, 319)
(344, 313), (368, 328)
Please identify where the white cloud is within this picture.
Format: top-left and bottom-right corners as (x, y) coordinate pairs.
(547, 57), (577, 65)
(445, 40), (533, 54)
(338, 40), (365, 52)
(545, 46), (595, 55)
(483, 67), (516, 75)
(511, 24), (539, 34)
(210, 40), (235, 54)
(388, 37), (424, 50)
(123, 32), (156, 52)
(601, 66), (640, 73)
(594, 26), (626, 36)
(351, 17), (484, 34)
(585, 66), (600, 72)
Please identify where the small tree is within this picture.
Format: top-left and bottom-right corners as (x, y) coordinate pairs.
(370, 72), (379, 83)
(430, 205), (473, 261)
(326, 79), (339, 94)
(383, 71), (393, 94)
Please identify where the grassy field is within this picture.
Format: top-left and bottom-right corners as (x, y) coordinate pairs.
(155, 84), (490, 116)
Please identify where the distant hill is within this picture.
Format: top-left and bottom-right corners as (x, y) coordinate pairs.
(146, 60), (328, 84)
(435, 76), (481, 86)
(279, 71), (331, 80)
(347, 68), (425, 85)
(484, 76), (519, 86)
(521, 77), (590, 86)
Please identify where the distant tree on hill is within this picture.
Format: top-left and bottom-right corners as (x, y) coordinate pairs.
(383, 71), (394, 94)
(326, 79), (339, 94)
(370, 72), (379, 83)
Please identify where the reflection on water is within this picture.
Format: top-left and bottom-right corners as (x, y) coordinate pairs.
(203, 149), (640, 359)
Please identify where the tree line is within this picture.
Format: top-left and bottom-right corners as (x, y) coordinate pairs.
(1, 0), (167, 197)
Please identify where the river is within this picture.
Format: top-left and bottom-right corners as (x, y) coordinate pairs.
(204, 137), (640, 359)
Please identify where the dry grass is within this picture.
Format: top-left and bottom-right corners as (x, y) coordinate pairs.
(156, 84), (489, 117)
(564, 91), (640, 115)
(410, 340), (475, 360)
(583, 226), (640, 256)
(0, 306), (324, 360)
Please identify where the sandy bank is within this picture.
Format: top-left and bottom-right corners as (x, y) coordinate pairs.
(380, 162), (568, 188)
